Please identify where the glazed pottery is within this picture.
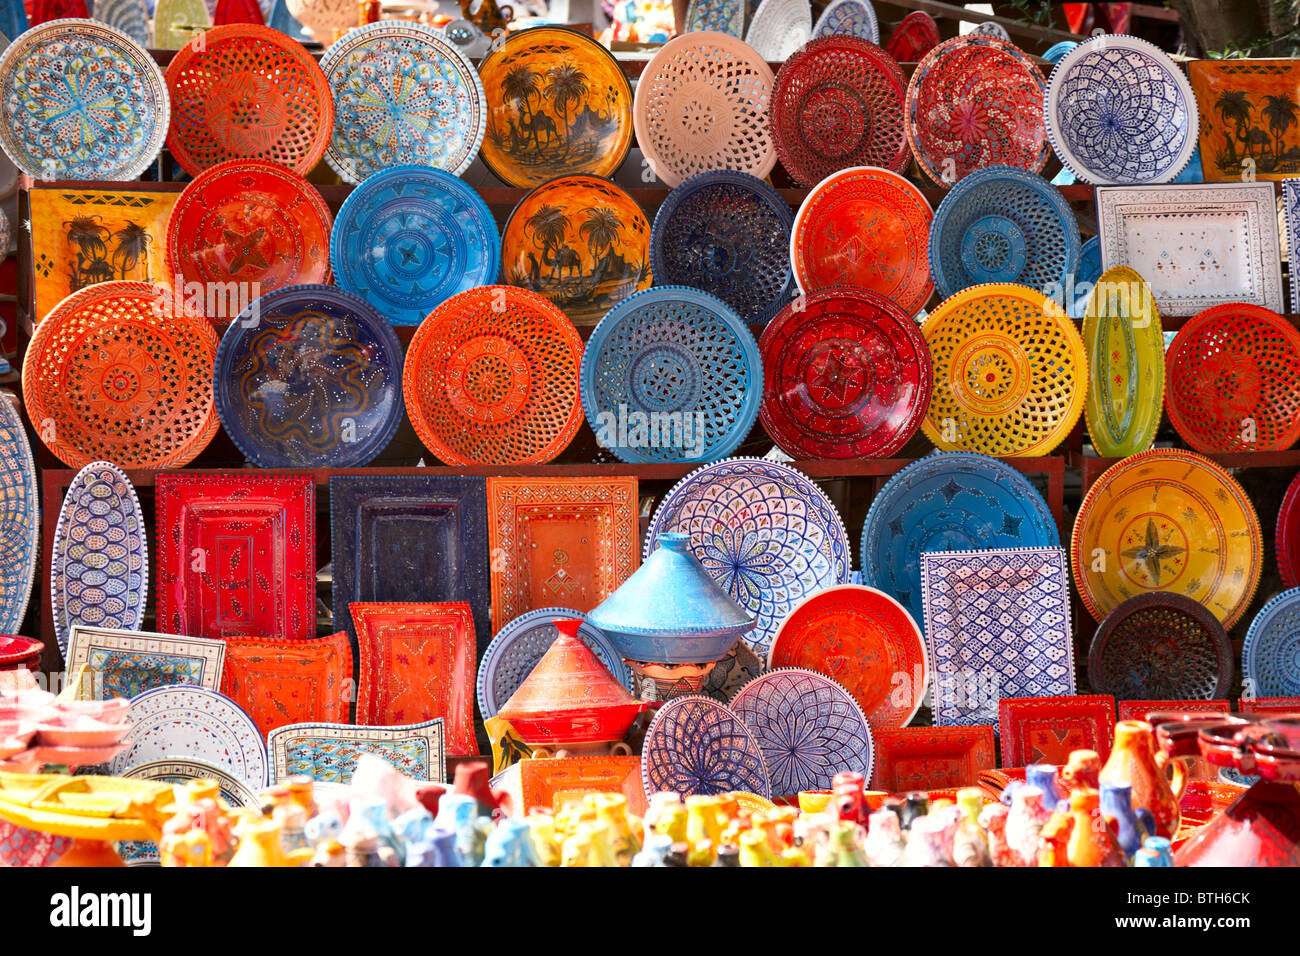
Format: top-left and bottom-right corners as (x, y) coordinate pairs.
(1100, 720), (1184, 839)
(1065, 789), (1125, 867)
(1099, 781), (1147, 861)
(1004, 785), (1049, 867)
(1188, 59), (1300, 181)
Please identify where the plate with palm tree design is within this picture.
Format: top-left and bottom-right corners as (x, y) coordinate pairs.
(501, 174), (651, 327)
(477, 26), (633, 188)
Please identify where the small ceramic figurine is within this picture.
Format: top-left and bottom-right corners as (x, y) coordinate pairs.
(482, 818), (538, 866)
(644, 791), (683, 834)
(588, 793), (641, 864)
(1037, 814), (1074, 867)
(827, 820), (869, 867)
(952, 789), (990, 867)
(831, 771), (871, 826)
(1065, 789), (1126, 868)
(979, 803), (1018, 868)
(632, 833), (673, 866)
(527, 813), (561, 867)
(1026, 764), (1066, 811)
(1099, 781), (1148, 861)
(738, 828), (780, 867)
(864, 807), (905, 866)
(1139, 835), (1175, 867)
(904, 810), (957, 867)
(1005, 786), (1051, 867)
(1062, 749), (1102, 792)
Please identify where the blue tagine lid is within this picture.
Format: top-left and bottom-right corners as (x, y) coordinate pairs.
(587, 533), (755, 664)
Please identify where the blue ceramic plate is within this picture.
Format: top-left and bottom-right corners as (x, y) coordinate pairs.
(320, 21), (486, 183)
(0, 398), (38, 637)
(812, 0), (878, 41)
(683, 0), (745, 35)
(1046, 34), (1198, 185)
(0, 19), (168, 181)
(476, 607), (633, 718)
(581, 286), (762, 464)
(331, 165), (500, 326)
(1071, 234), (1102, 317)
(51, 462), (148, 657)
(0, 2), (26, 41)
(860, 451), (1060, 625)
(929, 165), (1081, 300)
(645, 458), (851, 654)
(641, 695), (771, 799)
(92, 0), (150, 48)
(729, 667), (874, 794)
(1041, 40), (1076, 65)
(215, 285), (405, 468)
(1243, 588), (1300, 698)
(650, 170), (796, 326)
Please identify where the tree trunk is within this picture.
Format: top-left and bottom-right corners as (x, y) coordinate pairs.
(1170, 0), (1300, 57)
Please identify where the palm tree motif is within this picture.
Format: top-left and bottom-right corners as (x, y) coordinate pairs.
(1214, 90), (1251, 167)
(545, 62), (589, 154)
(580, 206), (637, 297)
(64, 215), (115, 290)
(1121, 517), (1186, 585)
(525, 204), (572, 284)
(501, 64), (542, 149)
(111, 221), (153, 281)
(1263, 93), (1300, 167)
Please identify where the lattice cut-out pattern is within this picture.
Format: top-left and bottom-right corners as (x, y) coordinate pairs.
(1089, 594), (1233, 700)
(1244, 589), (1300, 698)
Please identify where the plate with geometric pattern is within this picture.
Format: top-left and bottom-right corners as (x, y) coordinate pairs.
(640, 695), (771, 798)
(0, 397), (38, 638)
(267, 718), (446, 785)
(1243, 588), (1300, 699)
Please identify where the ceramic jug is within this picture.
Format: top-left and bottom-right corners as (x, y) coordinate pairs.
(1065, 789), (1126, 867)
(1061, 749), (1102, 792)
(1099, 781), (1147, 861)
(1026, 764), (1066, 811)
(1100, 721), (1184, 838)
(1005, 786), (1051, 866)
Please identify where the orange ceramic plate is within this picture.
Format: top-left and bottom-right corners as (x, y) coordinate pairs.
(789, 166), (933, 315)
(1188, 59), (1300, 181)
(1071, 449), (1262, 627)
(768, 584), (927, 729)
(500, 175), (651, 327)
(220, 633), (352, 742)
(870, 726), (996, 793)
(921, 282), (1087, 457)
(477, 26), (633, 188)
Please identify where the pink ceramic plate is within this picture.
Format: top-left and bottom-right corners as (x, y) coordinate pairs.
(30, 740), (131, 767)
(35, 721), (132, 748)
(0, 749), (40, 773)
(54, 698), (131, 722)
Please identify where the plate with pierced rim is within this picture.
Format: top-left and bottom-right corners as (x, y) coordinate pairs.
(745, 0), (812, 62)
(0, 398), (37, 638)
(1244, 589), (1300, 698)
(641, 694), (771, 799)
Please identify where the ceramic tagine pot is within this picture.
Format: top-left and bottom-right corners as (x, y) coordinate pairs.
(1154, 713), (1300, 866)
(587, 533), (756, 700)
(495, 618), (648, 758)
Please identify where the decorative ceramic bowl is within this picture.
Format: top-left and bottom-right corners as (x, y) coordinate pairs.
(813, 0), (878, 41)
(884, 10), (939, 62)
(745, 0), (811, 62)
(1088, 594), (1233, 701)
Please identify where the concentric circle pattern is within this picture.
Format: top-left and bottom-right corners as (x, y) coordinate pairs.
(921, 283), (1087, 457)
(1243, 589), (1300, 698)
(22, 281), (220, 469)
(759, 286), (932, 459)
(633, 31), (776, 188)
(1165, 303), (1300, 454)
(581, 286), (761, 464)
(1046, 35), (1197, 185)
(1088, 594), (1233, 700)
(404, 286), (584, 465)
(641, 694), (771, 798)
(729, 668), (874, 795)
(770, 35), (908, 185)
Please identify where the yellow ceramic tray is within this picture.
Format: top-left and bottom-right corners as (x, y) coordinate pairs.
(1082, 267), (1164, 458)
(0, 772), (175, 841)
(1071, 449), (1262, 626)
(921, 283), (1087, 457)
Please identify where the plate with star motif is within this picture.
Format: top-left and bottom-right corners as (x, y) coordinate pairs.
(1071, 449), (1262, 627)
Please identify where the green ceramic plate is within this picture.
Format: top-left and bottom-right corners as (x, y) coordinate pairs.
(1082, 266), (1164, 458)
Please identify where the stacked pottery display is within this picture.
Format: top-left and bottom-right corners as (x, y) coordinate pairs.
(587, 533), (756, 700)
(495, 618), (648, 757)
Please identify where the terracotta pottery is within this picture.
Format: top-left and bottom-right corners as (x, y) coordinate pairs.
(1100, 720), (1184, 839)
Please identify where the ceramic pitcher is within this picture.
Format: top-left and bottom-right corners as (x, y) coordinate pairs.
(1100, 720), (1185, 838)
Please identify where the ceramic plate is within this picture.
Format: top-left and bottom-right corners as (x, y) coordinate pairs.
(1082, 266), (1164, 457)
(1243, 589), (1300, 698)
(769, 584), (927, 729)
(267, 718), (446, 785)
(1279, 473), (1300, 589)
(645, 457), (852, 654)
(0, 19), (167, 181)
(812, 0), (878, 41)
(790, 166), (933, 314)
(477, 608), (632, 718)
(871, 725), (995, 792)
(1071, 449), (1261, 626)
(581, 286), (762, 464)
(684, 0), (745, 34)
(215, 285), (405, 468)
(885, 10), (939, 62)
(0, 397), (38, 636)
(64, 626), (226, 700)
(93, 0), (149, 47)
(51, 462), (148, 657)
(1089, 593), (1233, 700)
(746, 0), (812, 62)
(332, 165), (500, 327)
(640, 695), (771, 798)
(500, 174), (649, 328)
(320, 20), (485, 183)
(1047, 35), (1197, 185)
(729, 668), (874, 795)
(860, 451), (1059, 625)
(998, 694), (1116, 765)
(110, 686), (268, 790)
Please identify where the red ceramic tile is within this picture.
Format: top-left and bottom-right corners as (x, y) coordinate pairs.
(1117, 699), (1230, 722)
(998, 694), (1116, 767)
(220, 632), (351, 740)
(871, 725), (995, 793)
(1241, 696), (1300, 716)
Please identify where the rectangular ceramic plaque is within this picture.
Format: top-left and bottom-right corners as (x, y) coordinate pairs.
(1189, 59), (1300, 182)
(65, 626), (226, 700)
(1096, 182), (1283, 316)
(1116, 699), (1230, 722)
(268, 719), (446, 785)
(870, 726), (996, 793)
(221, 633), (353, 741)
(998, 694), (1117, 766)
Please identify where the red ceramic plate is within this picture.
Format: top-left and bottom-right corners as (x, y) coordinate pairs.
(404, 286), (584, 465)
(998, 694), (1117, 767)
(905, 34), (1048, 186)
(759, 287), (932, 459)
(164, 24), (334, 176)
(1166, 304), (1300, 453)
(0, 636), (42, 671)
(870, 725), (995, 793)
(885, 10), (940, 63)
(769, 36), (910, 187)
(1279, 473), (1300, 588)
(1117, 699), (1230, 722)
(21, 281), (220, 469)
(155, 473), (316, 642)
(221, 632), (352, 741)
(165, 159), (333, 295)
(790, 166), (933, 314)
(1241, 696), (1300, 716)
(768, 584), (927, 729)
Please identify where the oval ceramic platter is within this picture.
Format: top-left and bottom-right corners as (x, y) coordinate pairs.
(1243, 588), (1300, 698)
(1071, 449), (1262, 627)
(0, 18), (168, 181)
(51, 461), (148, 658)
(215, 284), (405, 468)
(729, 667), (874, 795)
(641, 695), (772, 799)
(860, 451), (1059, 626)
(320, 20), (486, 184)
(332, 165), (500, 326)
(1082, 266), (1164, 457)
(644, 458), (852, 654)
(110, 686), (269, 791)
(476, 607), (633, 718)
(0, 398), (38, 637)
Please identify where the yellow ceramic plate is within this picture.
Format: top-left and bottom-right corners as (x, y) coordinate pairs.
(921, 283), (1087, 456)
(1082, 267), (1164, 458)
(0, 772), (174, 841)
(1071, 449), (1262, 626)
